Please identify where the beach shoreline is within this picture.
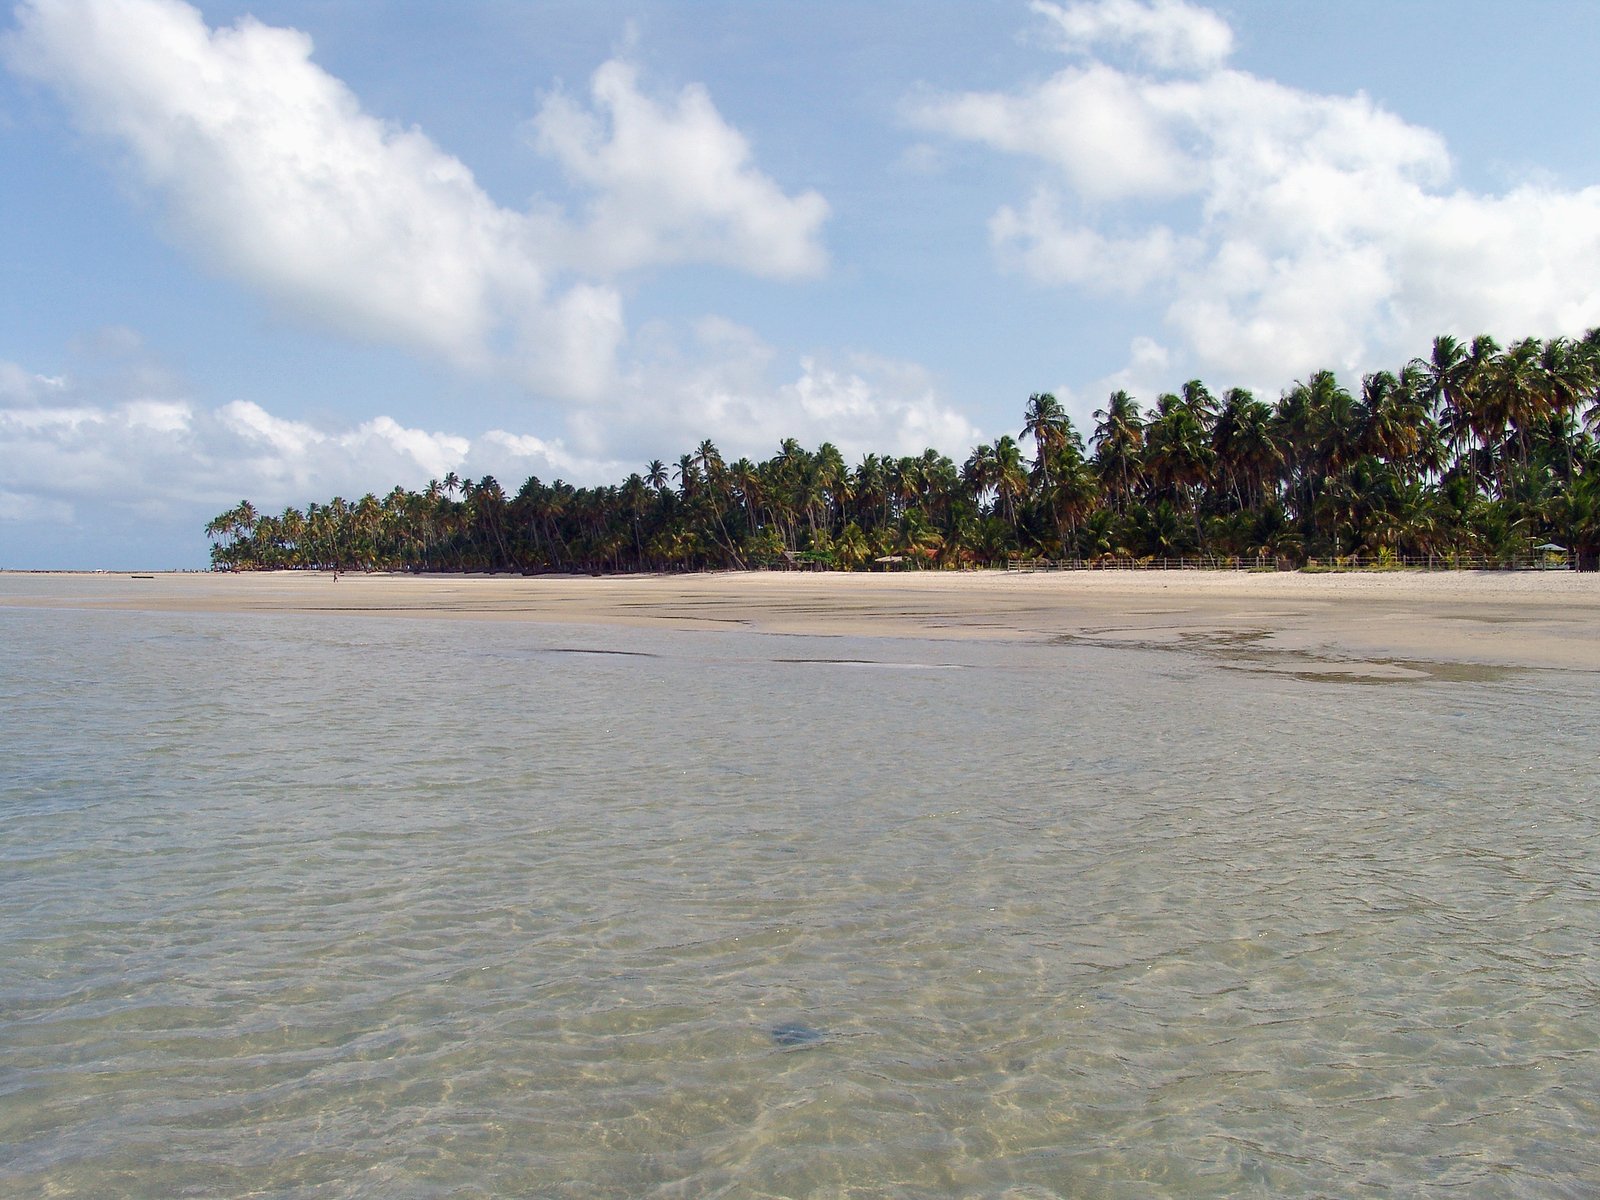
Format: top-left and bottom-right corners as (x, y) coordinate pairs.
(3, 567), (1596, 677)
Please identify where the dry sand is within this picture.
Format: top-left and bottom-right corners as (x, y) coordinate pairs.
(5, 568), (1596, 679)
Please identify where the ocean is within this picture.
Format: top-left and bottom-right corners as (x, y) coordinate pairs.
(2, 579), (1597, 1197)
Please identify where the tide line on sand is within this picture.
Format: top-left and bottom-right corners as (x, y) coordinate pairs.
(2, 569), (1596, 675)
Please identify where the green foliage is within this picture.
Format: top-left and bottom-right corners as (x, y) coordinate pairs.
(207, 330), (1600, 572)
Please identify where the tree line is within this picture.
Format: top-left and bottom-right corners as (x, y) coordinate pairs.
(207, 332), (1600, 572)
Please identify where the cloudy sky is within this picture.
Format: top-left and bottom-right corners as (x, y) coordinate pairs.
(4, 0), (1600, 568)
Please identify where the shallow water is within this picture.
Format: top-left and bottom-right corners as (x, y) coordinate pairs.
(2, 585), (1597, 1198)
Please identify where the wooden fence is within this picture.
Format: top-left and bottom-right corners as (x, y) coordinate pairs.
(1004, 553), (1576, 572)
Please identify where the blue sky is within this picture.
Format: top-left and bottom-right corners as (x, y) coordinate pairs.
(4, 0), (1600, 569)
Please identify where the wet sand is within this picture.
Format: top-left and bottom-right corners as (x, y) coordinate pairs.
(5, 568), (1596, 679)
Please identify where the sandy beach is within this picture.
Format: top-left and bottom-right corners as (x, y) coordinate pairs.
(5, 568), (1596, 679)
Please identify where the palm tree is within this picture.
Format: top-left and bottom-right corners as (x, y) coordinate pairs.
(1046, 447), (1097, 556)
(1534, 336), (1595, 482)
(1357, 369), (1429, 476)
(1092, 390), (1144, 512)
(694, 439), (726, 485)
(1020, 392), (1068, 484)
(1275, 370), (1359, 554)
(1482, 337), (1541, 494)
(203, 324), (1600, 574)
(1179, 379), (1220, 426)
(814, 442), (848, 536)
(204, 500), (259, 567)
(1144, 392), (1213, 550)
(835, 521), (871, 569)
(852, 453), (888, 531)
(1547, 471), (1600, 570)
(1211, 387), (1280, 512)
(730, 457), (763, 540)
(1460, 334), (1504, 496)
(675, 453), (701, 501)
(1420, 334), (1478, 491)
(962, 443), (997, 513)
(992, 435), (1029, 528)
(470, 476), (513, 569)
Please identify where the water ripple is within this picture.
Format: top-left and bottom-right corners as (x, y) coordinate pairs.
(1, 608), (1597, 1197)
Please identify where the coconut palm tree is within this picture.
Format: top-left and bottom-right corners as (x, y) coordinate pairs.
(1021, 392), (1068, 485)
(992, 436), (1029, 529)
(962, 443), (997, 513)
(203, 324), (1600, 574)
(1357, 369), (1431, 479)
(852, 453), (888, 531)
(1211, 387), (1280, 512)
(1533, 336), (1596, 482)
(1092, 390), (1144, 512)
(1144, 392), (1214, 550)
(814, 442), (848, 536)
(1547, 471), (1600, 570)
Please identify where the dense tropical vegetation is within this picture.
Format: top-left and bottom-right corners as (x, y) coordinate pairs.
(208, 333), (1600, 572)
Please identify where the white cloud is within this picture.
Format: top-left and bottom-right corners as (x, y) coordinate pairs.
(2, 388), (197, 524)
(991, 190), (1194, 291)
(782, 355), (981, 456)
(215, 398), (319, 462)
(0, 362), (67, 398)
(123, 399), (192, 434)
(1082, 334), (1171, 406)
(0, 358), (608, 542)
(576, 319), (983, 467)
(0, 325), (979, 562)
(915, 0), (1600, 388)
(6, 1), (993, 564)
(476, 430), (619, 485)
(511, 283), (627, 400)
(214, 400), (482, 498)
(7, 0), (549, 370)
(5, 0), (828, 407)
(909, 62), (1193, 203)
(1032, 0), (1232, 72)
(532, 59), (829, 278)
(213, 403), (487, 492)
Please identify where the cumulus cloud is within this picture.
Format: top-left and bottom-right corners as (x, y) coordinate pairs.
(569, 318), (982, 467)
(991, 190), (1196, 291)
(912, 62), (1193, 203)
(1031, 0), (1231, 71)
(1, 367), (205, 527)
(0, 348), (633, 569)
(532, 59), (829, 278)
(912, 0), (1600, 388)
(7, 0), (556, 371)
(4, 372), (419, 522)
(214, 401), (478, 495)
(0, 326), (980, 566)
(3, 0), (981, 563)
(1070, 334), (1172, 413)
(4, 0), (828, 404)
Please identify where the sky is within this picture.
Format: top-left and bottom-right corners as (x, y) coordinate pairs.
(4, 0), (1600, 569)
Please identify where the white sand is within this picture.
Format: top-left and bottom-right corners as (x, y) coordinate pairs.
(6, 568), (1596, 676)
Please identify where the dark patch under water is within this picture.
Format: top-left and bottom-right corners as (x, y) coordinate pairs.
(547, 647), (662, 658)
(770, 1022), (825, 1048)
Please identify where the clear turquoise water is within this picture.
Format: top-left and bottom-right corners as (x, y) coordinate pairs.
(2, 584), (1597, 1197)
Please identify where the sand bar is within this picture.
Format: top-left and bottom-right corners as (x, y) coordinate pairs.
(4, 568), (1597, 678)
